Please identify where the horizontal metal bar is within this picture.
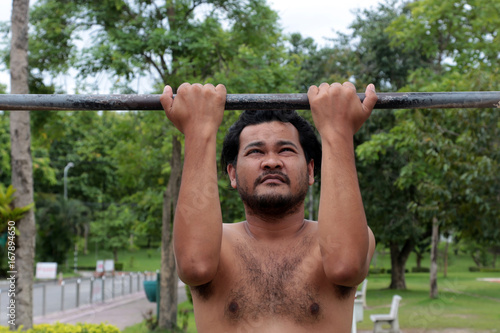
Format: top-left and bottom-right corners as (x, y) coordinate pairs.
(0, 92), (499, 111)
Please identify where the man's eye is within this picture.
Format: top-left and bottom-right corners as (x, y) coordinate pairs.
(281, 148), (295, 153)
(247, 149), (262, 155)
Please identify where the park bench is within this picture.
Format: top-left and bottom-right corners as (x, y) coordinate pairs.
(351, 279), (368, 333)
(356, 279), (368, 308)
(369, 294), (402, 333)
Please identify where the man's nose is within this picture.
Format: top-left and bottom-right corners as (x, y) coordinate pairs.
(261, 153), (283, 169)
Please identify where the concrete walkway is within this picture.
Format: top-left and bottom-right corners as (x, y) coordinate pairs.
(33, 279), (188, 330)
(34, 291), (156, 330)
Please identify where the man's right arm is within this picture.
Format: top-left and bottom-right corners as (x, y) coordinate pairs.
(160, 83), (226, 286)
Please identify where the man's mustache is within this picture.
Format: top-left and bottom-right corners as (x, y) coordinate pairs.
(254, 171), (290, 187)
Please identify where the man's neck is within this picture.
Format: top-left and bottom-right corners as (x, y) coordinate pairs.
(243, 208), (307, 241)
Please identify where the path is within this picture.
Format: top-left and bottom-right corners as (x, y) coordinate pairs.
(34, 280), (187, 330)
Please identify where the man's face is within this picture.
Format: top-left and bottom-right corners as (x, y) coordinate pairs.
(227, 121), (314, 217)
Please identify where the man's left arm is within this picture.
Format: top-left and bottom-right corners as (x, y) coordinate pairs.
(308, 82), (377, 287)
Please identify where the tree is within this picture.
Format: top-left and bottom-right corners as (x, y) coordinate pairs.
(360, 0), (500, 297)
(9, 0), (35, 329)
(328, 0), (433, 290)
(35, 195), (90, 264)
(91, 204), (135, 263)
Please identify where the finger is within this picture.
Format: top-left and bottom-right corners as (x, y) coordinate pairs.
(342, 81), (356, 91)
(362, 84), (378, 113)
(204, 83), (215, 90)
(328, 82), (342, 95)
(307, 85), (319, 97)
(160, 85), (174, 112)
(319, 82), (331, 93)
(176, 82), (192, 95)
(215, 84), (227, 107)
(215, 83), (227, 95)
(191, 83), (203, 92)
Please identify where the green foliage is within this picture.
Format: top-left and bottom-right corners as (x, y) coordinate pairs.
(288, 0), (431, 92)
(0, 322), (120, 333)
(91, 203), (136, 262)
(28, 0), (298, 93)
(28, 0), (80, 75)
(387, 0), (500, 73)
(35, 195), (90, 264)
(358, 0), (500, 259)
(0, 184), (34, 228)
(0, 112), (10, 185)
(288, 33), (354, 91)
(348, 0), (432, 90)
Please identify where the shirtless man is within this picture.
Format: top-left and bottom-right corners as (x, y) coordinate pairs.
(160, 81), (377, 332)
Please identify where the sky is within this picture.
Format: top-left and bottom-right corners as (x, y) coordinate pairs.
(0, 0), (380, 93)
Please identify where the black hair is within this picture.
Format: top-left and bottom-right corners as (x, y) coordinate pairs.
(221, 110), (322, 177)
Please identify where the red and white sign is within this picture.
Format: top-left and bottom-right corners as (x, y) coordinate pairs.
(36, 262), (58, 279)
(96, 260), (104, 273)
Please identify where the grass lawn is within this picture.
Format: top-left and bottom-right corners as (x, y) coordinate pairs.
(72, 245), (162, 273)
(356, 272), (500, 331)
(357, 247), (500, 331)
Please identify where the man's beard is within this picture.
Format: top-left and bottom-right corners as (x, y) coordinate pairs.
(236, 171), (309, 218)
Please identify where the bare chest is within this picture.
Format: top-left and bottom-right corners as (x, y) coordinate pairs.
(220, 239), (335, 325)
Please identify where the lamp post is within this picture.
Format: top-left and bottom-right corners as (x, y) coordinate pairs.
(63, 162), (74, 200)
(63, 162), (77, 272)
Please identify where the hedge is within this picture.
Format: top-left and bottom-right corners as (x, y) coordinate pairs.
(412, 267), (430, 273)
(0, 323), (120, 333)
(469, 266), (500, 273)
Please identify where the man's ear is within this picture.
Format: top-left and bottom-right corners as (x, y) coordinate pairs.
(227, 164), (237, 189)
(308, 160), (315, 186)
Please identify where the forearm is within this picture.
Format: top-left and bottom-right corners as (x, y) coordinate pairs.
(174, 134), (223, 285)
(318, 132), (371, 286)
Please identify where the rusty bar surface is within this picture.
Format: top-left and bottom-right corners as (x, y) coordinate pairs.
(0, 91), (499, 111)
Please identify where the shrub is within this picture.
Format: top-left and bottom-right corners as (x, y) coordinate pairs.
(469, 266), (480, 272)
(368, 267), (386, 274)
(412, 267), (430, 273)
(479, 267), (500, 273)
(386, 268), (409, 274)
(114, 262), (124, 271)
(0, 322), (120, 333)
(76, 266), (97, 271)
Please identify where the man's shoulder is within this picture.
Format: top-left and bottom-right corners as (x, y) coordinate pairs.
(222, 221), (246, 228)
(222, 221), (246, 234)
(221, 222), (249, 244)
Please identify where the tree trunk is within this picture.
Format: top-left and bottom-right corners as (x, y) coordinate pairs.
(83, 223), (89, 255)
(429, 217), (439, 298)
(443, 240), (449, 278)
(389, 240), (414, 290)
(159, 136), (182, 329)
(416, 252), (423, 269)
(113, 249), (118, 263)
(10, 0), (34, 330)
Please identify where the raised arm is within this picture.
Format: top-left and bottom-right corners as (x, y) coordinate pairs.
(160, 83), (226, 286)
(308, 82), (377, 287)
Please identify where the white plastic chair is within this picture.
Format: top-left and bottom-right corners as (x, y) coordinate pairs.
(370, 295), (402, 333)
(355, 279), (368, 307)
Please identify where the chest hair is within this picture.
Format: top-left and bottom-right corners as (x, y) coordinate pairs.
(225, 238), (323, 324)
